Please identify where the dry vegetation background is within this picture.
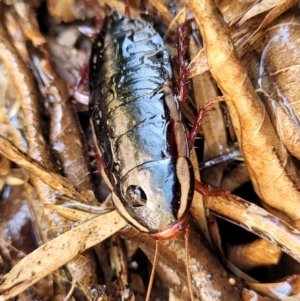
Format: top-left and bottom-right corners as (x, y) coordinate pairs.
(0, 0), (300, 300)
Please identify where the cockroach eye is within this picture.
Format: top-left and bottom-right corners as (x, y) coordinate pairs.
(126, 185), (147, 207)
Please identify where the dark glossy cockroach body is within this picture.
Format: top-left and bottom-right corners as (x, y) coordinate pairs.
(89, 13), (194, 238)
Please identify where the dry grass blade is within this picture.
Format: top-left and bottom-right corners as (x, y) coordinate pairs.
(0, 210), (127, 301)
(186, 0), (300, 224)
(0, 135), (96, 203)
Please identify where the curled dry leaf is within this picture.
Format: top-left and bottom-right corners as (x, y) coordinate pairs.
(227, 238), (282, 269)
(186, 0), (300, 224)
(0, 3), (52, 170)
(0, 211), (127, 301)
(242, 288), (273, 301)
(247, 8), (300, 159)
(220, 0), (298, 57)
(249, 274), (300, 299)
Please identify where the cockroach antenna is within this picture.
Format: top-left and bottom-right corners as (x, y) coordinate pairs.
(176, 18), (195, 105)
(145, 240), (160, 301)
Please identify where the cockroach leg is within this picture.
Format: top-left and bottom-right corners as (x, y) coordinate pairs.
(93, 147), (114, 192)
(79, 0), (105, 36)
(73, 1), (105, 104)
(195, 179), (227, 196)
(175, 20), (226, 151)
(176, 23), (227, 200)
(176, 19), (194, 104)
(188, 96), (225, 150)
(73, 61), (89, 105)
(124, 0), (131, 19)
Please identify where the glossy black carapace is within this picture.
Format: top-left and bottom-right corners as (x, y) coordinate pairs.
(89, 13), (194, 238)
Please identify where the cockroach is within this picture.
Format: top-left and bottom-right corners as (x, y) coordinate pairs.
(89, 10), (194, 237)
(88, 4), (218, 300)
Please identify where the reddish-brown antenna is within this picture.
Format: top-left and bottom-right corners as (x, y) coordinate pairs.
(146, 227), (196, 301)
(145, 240), (160, 301)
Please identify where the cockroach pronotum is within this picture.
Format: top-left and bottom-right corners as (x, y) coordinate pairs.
(88, 4), (214, 300)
